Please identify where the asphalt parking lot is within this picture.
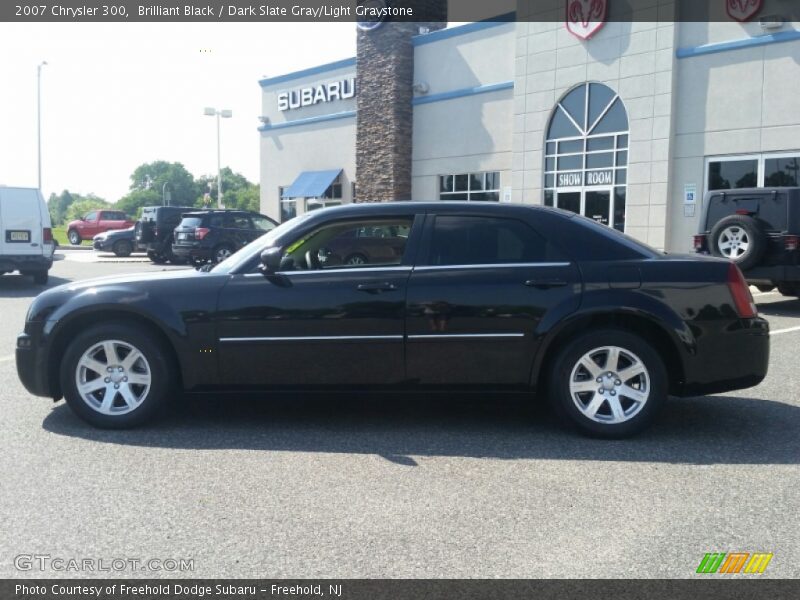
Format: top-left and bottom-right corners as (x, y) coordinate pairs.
(1, 250), (798, 578)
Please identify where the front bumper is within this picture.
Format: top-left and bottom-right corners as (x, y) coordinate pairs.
(16, 328), (56, 399)
(678, 317), (770, 396)
(0, 254), (52, 274)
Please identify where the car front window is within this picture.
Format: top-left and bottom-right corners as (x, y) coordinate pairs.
(212, 213), (314, 274)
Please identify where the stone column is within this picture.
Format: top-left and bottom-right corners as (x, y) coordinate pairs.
(355, 4), (447, 202)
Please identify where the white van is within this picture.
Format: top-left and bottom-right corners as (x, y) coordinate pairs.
(0, 186), (54, 284)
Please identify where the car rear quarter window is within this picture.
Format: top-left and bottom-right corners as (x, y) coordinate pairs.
(427, 215), (567, 266)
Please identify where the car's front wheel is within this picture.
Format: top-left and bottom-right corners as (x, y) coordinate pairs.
(60, 324), (173, 428)
(548, 329), (667, 438)
(113, 240), (133, 257)
(67, 230), (81, 245)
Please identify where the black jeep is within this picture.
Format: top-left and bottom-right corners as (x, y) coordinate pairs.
(694, 187), (800, 296)
(135, 206), (202, 264)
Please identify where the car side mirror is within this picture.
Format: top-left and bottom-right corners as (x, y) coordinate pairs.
(259, 247), (283, 274)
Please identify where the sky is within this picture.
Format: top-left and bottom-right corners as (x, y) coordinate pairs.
(0, 23), (358, 203)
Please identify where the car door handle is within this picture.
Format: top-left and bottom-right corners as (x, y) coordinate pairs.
(525, 278), (568, 289)
(357, 282), (398, 293)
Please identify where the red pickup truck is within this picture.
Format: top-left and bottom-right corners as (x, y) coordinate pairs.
(66, 210), (134, 245)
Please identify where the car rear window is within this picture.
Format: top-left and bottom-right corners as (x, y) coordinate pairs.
(179, 217), (204, 227)
(705, 193), (787, 232)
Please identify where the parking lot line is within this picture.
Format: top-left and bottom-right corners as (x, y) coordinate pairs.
(0, 354), (14, 363)
(770, 325), (800, 336)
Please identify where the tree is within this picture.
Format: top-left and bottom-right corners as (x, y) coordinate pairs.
(195, 167), (259, 211)
(48, 190), (75, 226)
(115, 189), (162, 218)
(129, 161), (198, 207)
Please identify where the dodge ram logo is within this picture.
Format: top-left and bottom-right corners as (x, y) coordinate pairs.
(726, 0), (763, 22)
(566, 0), (607, 40)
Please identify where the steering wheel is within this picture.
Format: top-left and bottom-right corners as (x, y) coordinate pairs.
(305, 249), (321, 270)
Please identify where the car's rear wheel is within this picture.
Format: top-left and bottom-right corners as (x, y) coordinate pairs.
(213, 244), (233, 263)
(113, 240), (133, 257)
(60, 324), (172, 428)
(32, 271), (48, 285)
(147, 251), (167, 265)
(67, 230), (81, 245)
(777, 283), (800, 297)
(548, 329), (667, 438)
(709, 215), (766, 270)
(755, 284), (775, 293)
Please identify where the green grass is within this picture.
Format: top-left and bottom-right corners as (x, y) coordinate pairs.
(52, 226), (92, 246)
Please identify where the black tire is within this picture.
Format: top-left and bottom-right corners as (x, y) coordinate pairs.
(67, 229), (81, 245)
(548, 328), (667, 439)
(755, 284), (775, 293)
(32, 271), (49, 285)
(212, 244), (234, 263)
(777, 283), (800, 297)
(60, 323), (173, 428)
(147, 251), (168, 265)
(113, 240), (133, 257)
(191, 257), (207, 268)
(344, 253), (369, 266)
(709, 215), (766, 270)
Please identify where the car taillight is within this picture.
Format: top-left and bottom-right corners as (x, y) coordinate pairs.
(195, 227), (210, 240)
(42, 227), (52, 242)
(693, 234), (707, 252)
(727, 263), (757, 318)
(784, 235), (799, 251)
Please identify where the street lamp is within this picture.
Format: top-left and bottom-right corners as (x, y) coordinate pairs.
(37, 61), (48, 190)
(203, 107), (232, 208)
(162, 182), (171, 206)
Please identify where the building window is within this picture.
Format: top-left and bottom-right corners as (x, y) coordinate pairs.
(439, 172), (500, 201)
(306, 174), (343, 212)
(544, 83), (629, 232)
(278, 186), (296, 222)
(707, 153), (800, 191)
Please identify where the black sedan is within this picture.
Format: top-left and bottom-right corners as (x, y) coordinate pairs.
(92, 226), (137, 257)
(17, 202), (769, 437)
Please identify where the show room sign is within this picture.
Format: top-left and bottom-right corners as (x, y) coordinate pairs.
(278, 78), (356, 111)
(557, 170), (614, 187)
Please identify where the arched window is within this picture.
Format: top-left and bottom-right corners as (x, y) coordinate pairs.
(543, 83), (629, 232)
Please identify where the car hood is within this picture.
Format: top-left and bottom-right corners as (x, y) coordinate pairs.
(26, 269), (216, 322)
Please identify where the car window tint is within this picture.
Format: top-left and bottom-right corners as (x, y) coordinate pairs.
(252, 216), (276, 232)
(180, 217), (204, 227)
(429, 216), (562, 266)
(85, 212), (97, 221)
(282, 218), (414, 271)
(209, 215), (224, 227)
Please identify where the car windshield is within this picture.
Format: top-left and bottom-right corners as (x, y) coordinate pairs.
(211, 213), (314, 274)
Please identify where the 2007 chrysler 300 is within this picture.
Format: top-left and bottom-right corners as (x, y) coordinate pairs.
(16, 202), (769, 437)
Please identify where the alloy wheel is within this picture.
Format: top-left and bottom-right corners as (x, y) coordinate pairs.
(74, 339), (152, 415)
(717, 226), (750, 259)
(568, 345), (650, 424)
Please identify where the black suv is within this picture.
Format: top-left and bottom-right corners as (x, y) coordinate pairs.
(135, 206), (200, 264)
(695, 187), (800, 295)
(172, 210), (277, 265)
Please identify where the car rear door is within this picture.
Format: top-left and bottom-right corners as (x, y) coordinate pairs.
(405, 212), (581, 388)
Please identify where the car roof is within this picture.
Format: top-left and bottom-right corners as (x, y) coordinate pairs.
(302, 201), (573, 219)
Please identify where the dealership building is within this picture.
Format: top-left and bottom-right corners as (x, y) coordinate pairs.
(258, 0), (800, 251)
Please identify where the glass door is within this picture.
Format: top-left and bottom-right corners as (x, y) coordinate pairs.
(555, 190), (581, 215)
(584, 189), (612, 227)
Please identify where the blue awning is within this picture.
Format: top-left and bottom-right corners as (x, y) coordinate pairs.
(282, 169), (341, 198)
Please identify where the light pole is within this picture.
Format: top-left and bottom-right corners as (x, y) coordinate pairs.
(37, 61), (48, 190)
(162, 182), (171, 206)
(203, 107), (232, 208)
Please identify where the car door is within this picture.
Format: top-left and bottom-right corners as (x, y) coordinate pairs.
(405, 212), (581, 388)
(80, 211), (98, 237)
(215, 213), (423, 387)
